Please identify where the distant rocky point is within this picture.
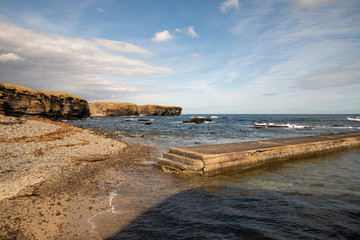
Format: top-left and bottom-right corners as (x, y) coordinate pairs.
(0, 83), (90, 119)
(0, 83), (182, 119)
(89, 102), (182, 116)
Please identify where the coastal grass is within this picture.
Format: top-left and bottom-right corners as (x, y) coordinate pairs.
(0, 83), (86, 101)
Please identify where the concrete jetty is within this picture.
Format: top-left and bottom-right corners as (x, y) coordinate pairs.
(157, 132), (360, 176)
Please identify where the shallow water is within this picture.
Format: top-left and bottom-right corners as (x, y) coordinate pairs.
(102, 150), (360, 239)
(68, 114), (360, 152)
(67, 115), (360, 239)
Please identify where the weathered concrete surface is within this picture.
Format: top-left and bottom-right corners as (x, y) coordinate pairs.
(157, 133), (360, 176)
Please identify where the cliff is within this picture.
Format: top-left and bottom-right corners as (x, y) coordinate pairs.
(89, 102), (182, 116)
(138, 104), (182, 116)
(0, 83), (90, 119)
(89, 102), (139, 116)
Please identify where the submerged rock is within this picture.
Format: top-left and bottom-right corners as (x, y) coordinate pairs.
(128, 134), (145, 138)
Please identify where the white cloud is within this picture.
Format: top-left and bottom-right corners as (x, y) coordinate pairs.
(150, 30), (174, 43)
(96, 8), (105, 13)
(220, 0), (240, 13)
(175, 26), (199, 38)
(186, 26), (199, 38)
(0, 21), (172, 100)
(190, 52), (200, 58)
(0, 53), (24, 62)
(93, 38), (153, 57)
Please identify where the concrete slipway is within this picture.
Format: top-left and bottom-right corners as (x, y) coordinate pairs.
(157, 132), (360, 176)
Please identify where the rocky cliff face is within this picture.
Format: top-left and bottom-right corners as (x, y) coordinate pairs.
(89, 102), (182, 116)
(138, 104), (182, 116)
(0, 83), (90, 119)
(89, 102), (139, 116)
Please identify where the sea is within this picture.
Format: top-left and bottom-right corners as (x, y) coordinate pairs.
(67, 114), (360, 239)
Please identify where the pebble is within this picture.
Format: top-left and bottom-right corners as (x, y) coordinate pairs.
(0, 115), (127, 201)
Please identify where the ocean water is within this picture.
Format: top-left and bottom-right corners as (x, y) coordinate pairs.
(68, 114), (360, 151)
(67, 114), (360, 239)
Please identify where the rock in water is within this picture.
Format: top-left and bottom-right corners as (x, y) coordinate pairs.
(183, 117), (212, 124)
(0, 83), (90, 119)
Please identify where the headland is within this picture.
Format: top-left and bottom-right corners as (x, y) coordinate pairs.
(88, 102), (182, 117)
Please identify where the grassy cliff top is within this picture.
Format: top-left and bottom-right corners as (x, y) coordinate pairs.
(89, 102), (137, 106)
(139, 104), (182, 108)
(89, 102), (181, 108)
(0, 83), (86, 101)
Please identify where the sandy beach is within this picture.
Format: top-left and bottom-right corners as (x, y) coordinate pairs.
(3, 115), (359, 239)
(0, 115), (164, 239)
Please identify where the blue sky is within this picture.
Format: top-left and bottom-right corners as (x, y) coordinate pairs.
(0, 0), (359, 114)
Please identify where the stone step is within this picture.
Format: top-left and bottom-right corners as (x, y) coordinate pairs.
(162, 153), (203, 168)
(168, 147), (204, 160)
(157, 157), (203, 171)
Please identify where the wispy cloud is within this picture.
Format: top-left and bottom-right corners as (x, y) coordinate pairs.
(220, 0), (240, 13)
(190, 52), (200, 58)
(96, 7), (105, 13)
(286, 0), (339, 9)
(93, 38), (153, 57)
(224, 0), (360, 94)
(0, 21), (172, 100)
(150, 30), (175, 43)
(176, 26), (199, 38)
(187, 26), (199, 38)
(296, 68), (360, 89)
(154, 26), (199, 43)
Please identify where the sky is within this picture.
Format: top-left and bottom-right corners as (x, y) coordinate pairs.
(0, 0), (359, 114)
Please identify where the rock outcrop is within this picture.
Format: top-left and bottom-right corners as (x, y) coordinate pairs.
(183, 117), (212, 124)
(0, 83), (90, 119)
(89, 102), (182, 116)
(138, 104), (182, 116)
(89, 102), (139, 116)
